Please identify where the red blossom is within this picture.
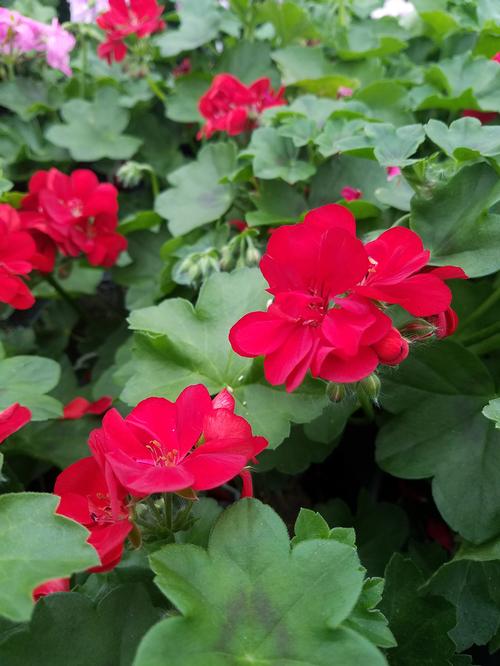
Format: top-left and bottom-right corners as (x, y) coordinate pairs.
(198, 74), (286, 139)
(386, 166), (401, 181)
(228, 218), (248, 232)
(63, 396), (113, 420)
(55, 456), (133, 572)
(33, 578), (70, 601)
(0, 204), (36, 310)
(88, 385), (267, 497)
(341, 186), (362, 201)
(172, 57), (192, 78)
(426, 517), (454, 552)
(229, 204), (465, 391)
(0, 403), (31, 443)
(20, 168), (127, 268)
(97, 0), (165, 63)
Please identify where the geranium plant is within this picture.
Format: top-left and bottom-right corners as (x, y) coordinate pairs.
(0, 0), (500, 664)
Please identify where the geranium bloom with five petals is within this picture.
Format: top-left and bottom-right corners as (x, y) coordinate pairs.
(20, 168), (127, 268)
(0, 204), (36, 310)
(198, 74), (286, 139)
(55, 456), (133, 572)
(97, 0), (166, 63)
(88, 385), (267, 497)
(230, 204), (465, 391)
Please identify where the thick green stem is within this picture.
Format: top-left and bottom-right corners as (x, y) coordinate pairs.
(163, 493), (174, 531)
(147, 77), (167, 103)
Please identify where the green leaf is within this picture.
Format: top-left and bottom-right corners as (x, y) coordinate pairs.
(367, 123), (426, 167)
(165, 74), (211, 123)
(217, 41), (279, 86)
(272, 45), (356, 94)
(356, 81), (414, 125)
(317, 490), (409, 577)
(381, 555), (456, 665)
(257, 0), (317, 46)
(426, 117), (500, 160)
(0, 79), (62, 120)
(336, 20), (407, 60)
(0, 584), (160, 665)
(155, 143), (236, 236)
(0, 356), (61, 420)
(424, 556), (500, 651)
(410, 162), (500, 277)
(346, 578), (397, 649)
(155, 0), (222, 56)
(242, 127), (316, 184)
(0, 493), (98, 622)
(122, 268), (327, 447)
(45, 87), (142, 161)
(246, 179), (306, 226)
(134, 499), (388, 666)
(376, 341), (500, 544)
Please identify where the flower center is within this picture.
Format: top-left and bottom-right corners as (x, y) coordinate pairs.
(68, 198), (83, 218)
(145, 439), (178, 467)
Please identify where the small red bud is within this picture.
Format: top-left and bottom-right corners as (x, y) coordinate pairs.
(374, 328), (409, 366)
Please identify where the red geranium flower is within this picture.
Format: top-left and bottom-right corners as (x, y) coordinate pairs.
(198, 74), (286, 139)
(229, 204), (465, 391)
(97, 0), (166, 64)
(0, 204), (36, 310)
(88, 385), (267, 497)
(33, 578), (70, 601)
(20, 168), (127, 268)
(63, 396), (113, 420)
(55, 456), (132, 573)
(0, 403), (31, 443)
(354, 227), (466, 316)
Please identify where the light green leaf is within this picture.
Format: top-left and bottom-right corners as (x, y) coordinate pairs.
(257, 0), (317, 46)
(45, 87), (141, 161)
(165, 74), (211, 123)
(122, 268), (327, 447)
(367, 123), (425, 167)
(0, 356), (62, 420)
(134, 499), (388, 666)
(336, 20), (407, 60)
(155, 143), (236, 236)
(246, 179), (306, 226)
(242, 127), (316, 183)
(0, 493), (98, 622)
(426, 117), (500, 160)
(483, 398), (500, 428)
(410, 162), (500, 277)
(155, 0), (222, 56)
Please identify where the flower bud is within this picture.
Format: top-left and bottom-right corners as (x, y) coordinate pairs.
(245, 242), (261, 266)
(116, 161), (145, 188)
(374, 328), (409, 366)
(400, 318), (435, 341)
(326, 381), (350, 403)
(356, 373), (381, 404)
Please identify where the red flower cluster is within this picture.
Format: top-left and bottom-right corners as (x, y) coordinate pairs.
(52, 384), (266, 572)
(0, 403), (31, 443)
(229, 204), (466, 391)
(198, 74), (286, 139)
(0, 204), (37, 310)
(20, 168), (127, 269)
(97, 0), (165, 64)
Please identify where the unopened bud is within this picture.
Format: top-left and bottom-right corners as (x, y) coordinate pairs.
(356, 374), (381, 405)
(373, 328), (409, 366)
(245, 242), (261, 266)
(116, 161), (146, 188)
(400, 318), (435, 341)
(326, 381), (350, 403)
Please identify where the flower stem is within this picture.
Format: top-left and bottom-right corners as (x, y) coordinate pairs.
(147, 77), (167, 103)
(80, 32), (88, 99)
(461, 320), (500, 346)
(469, 333), (500, 356)
(44, 274), (85, 318)
(163, 493), (173, 531)
(459, 286), (500, 331)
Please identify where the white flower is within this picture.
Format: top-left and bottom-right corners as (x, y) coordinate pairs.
(371, 0), (416, 19)
(68, 0), (109, 24)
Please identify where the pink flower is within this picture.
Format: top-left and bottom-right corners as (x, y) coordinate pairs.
(88, 385), (267, 497)
(198, 74), (286, 139)
(41, 19), (76, 76)
(0, 403), (31, 443)
(63, 396), (113, 420)
(341, 186), (362, 201)
(386, 166), (401, 181)
(337, 86), (353, 98)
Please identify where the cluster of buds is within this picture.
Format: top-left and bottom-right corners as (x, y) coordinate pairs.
(327, 373), (382, 406)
